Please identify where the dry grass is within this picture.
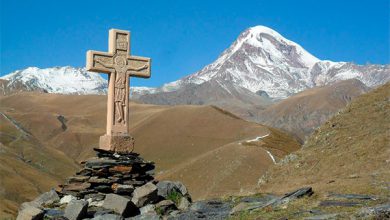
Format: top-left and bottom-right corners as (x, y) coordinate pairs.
(259, 82), (390, 200)
(0, 92), (300, 217)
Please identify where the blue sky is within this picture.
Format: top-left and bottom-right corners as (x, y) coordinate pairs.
(1, 0), (389, 87)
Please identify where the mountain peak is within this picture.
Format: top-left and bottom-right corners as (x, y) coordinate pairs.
(157, 25), (389, 100)
(243, 25), (320, 67)
(247, 25), (284, 38)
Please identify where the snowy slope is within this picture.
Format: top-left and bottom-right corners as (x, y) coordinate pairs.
(1, 66), (108, 95)
(0, 66), (157, 96)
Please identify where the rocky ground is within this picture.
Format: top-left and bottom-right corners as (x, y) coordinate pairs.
(16, 148), (389, 220)
(16, 149), (192, 220)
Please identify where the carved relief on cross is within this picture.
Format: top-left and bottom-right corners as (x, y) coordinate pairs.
(86, 29), (151, 152)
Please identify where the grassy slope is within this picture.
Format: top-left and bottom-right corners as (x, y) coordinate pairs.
(0, 114), (79, 218)
(259, 82), (390, 198)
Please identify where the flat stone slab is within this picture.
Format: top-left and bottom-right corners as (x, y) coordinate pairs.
(281, 187), (313, 200)
(109, 165), (132, 173)
(67, 176), (90, 183)
(319, 200), (361, 207)
(85, 159), (118, 168)
(230, 188), (314, 215)
(62, 182), (91, 191)
(327, 193), (378, 200)
(112, 183), (134, 194)
(88, 176), (116, 184)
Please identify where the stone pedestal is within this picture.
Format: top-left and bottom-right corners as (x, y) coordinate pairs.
(99, 134), (135, 152)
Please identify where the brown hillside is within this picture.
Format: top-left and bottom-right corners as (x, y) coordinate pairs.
(259, 82), (390, 198)
(0, 110), (79, 218)
(257, 79), (369, 142)
(0, 92), (300, 217)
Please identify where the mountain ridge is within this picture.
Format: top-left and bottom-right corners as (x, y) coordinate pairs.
(1, 25), (388, 100)
(143, 25), (389, 100)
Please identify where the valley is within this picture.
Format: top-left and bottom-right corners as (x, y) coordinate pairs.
(0, 92), (300, 217)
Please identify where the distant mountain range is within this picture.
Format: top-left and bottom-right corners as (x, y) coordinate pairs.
(1, 25), (389, 137)
(1, 66), (107, 95)
(1, 25), (389, 99)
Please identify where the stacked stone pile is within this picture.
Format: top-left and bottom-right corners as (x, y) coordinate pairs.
(60, 148), (155, 200)
(16, 149), (192, 220)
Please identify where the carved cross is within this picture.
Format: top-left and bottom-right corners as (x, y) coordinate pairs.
(86, 29), (151, 152)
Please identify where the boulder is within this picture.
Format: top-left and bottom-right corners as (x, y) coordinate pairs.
(64, 199), (88, 220)
(156, 181), (189, 199)
(358, 203), (390, 218)
(103, 194), (138, 217)
(16, 203), (44, 220)
(131, 182), (158, 207)
(32, 190), (60, 207)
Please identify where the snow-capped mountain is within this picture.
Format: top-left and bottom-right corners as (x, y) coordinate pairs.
(0, 66), (158, 96)
(1, 66), (108, 95)
(146, 25), (389, 100)
(1, 25), (388, 101)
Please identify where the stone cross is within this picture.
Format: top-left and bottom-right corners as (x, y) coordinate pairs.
(86, 29), (151, 152)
